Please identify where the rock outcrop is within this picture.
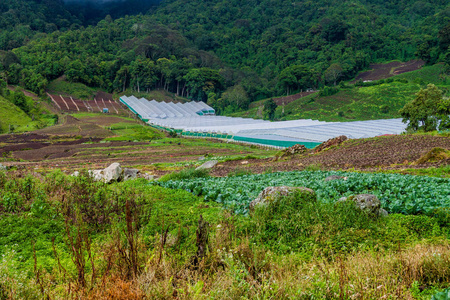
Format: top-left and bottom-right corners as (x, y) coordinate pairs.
(123, 168), (140, 181)
(80, 163), (154, 183)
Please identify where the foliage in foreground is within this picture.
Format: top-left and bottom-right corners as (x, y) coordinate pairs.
(1, 170), (450, 299)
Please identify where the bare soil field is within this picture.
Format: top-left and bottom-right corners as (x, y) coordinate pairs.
(0, 113), (267, 171)
(211, 135), (450, 176)
(2, 126), (449, 178)
(34, 115), (114, 138)
(48, 93), (128, 115)
(0, 136), (262, 172)
(1, 109), (448, 176)
(352, 60), (425, 83)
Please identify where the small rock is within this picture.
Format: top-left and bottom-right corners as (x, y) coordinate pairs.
(71, 171), (80, 177)
(198, 156), (206, 161)
(324, 175), (344, 181)
(160, 233), (178, 247)
(123, 168), (140, 181)
(141, 173), (155, 180)
(249, 186), (315, 211)
(352, 194), (381, 215)
(378, 208), (389, 217)
(196, 160), (218, 170)
(241, 160), (249, 165)
(0, 164), (6, 171)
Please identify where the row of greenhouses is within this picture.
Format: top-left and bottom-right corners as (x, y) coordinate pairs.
(120, 96), (407, 148)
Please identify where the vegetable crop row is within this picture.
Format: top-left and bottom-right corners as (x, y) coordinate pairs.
(158, 171), (450, 215)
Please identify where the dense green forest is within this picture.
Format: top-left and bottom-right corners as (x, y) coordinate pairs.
(0, 0), (449, 114)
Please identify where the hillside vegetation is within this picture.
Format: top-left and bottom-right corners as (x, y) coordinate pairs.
(0, 0), (447, 115)
(0, 94), (32, 133)
(231, 63), (450, 121)
(0, 85), (57, 134)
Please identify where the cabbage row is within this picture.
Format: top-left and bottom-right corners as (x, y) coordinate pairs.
(158, 171), (450, 215)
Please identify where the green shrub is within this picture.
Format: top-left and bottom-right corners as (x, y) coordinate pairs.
(159, 168), (210, 182)
(227, 168), (253, 177)
(380, 104), (390, 113)
(432, 288), (450, 300)
(395, 78), (409, 83)
(243, 190), (377, 255)
(319, 86), (339, 97)
(1, 191), (24, 213)
(389, 214), (441, 238)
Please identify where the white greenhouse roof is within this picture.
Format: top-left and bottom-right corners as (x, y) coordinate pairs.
(120, 95), (407, 144)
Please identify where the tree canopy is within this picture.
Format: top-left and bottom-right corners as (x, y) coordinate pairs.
(399, 84), (450, 132)
(0, 0), (449, 108)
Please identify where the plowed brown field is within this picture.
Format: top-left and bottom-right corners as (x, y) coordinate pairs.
(211, 135), (450, 176)
(352, 60), (425, 83)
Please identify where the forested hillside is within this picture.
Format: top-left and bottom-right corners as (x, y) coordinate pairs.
(0, 0), (78, 50)
(0, 0), (449, 114)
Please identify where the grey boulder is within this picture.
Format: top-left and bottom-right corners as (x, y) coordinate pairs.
(249, 186), (315, 211)
(196, 160), (218, 170)
(339, 194), (388, 217)
(123, 168), (140, 181)
(102, 162), (122, 183)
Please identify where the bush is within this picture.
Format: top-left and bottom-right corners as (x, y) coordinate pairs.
(432, 288), (450, 300)
(159, 168), (210, 182)
(243, 190), (377, 255)
(319, 86), (339, 97)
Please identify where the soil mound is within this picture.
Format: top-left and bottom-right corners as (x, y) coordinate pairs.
(275, 144), (308, 160)
(416, 147), (450, 164)
(314, 136), (348, 153)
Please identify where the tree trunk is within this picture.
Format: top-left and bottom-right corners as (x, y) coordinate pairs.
(137, 76), (140, 93)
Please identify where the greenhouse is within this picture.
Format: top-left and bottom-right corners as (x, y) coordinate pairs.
(120, 96), (407, 148)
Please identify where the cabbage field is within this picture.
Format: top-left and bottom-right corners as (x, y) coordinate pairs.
(159, 171), (450, 215)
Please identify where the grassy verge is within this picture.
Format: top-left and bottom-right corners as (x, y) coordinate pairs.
(0, 94), (57, 134)
(47, 79), (98, 100)
(380, 165), (450, 178)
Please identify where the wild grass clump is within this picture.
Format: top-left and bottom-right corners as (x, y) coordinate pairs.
(242, 190), (446, 256)
(227, 168), (253, 177)
(159, 168), (210, 182)
(416, 147), (450, 164)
